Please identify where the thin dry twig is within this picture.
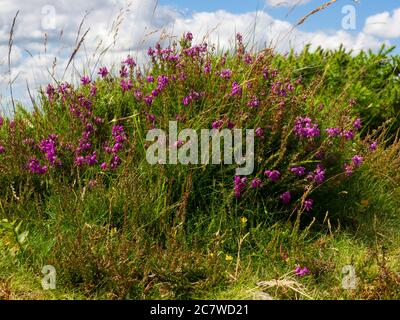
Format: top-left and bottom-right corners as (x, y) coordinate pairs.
(8, 10), (19, 114)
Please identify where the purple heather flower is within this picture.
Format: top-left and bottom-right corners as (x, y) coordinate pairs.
(119, 65), (128, 78)
(183, 95), (192, 106)
(227, 120), (235, 129)
(255, 127), (264, 137)
(212, 120), (224, 130)
(147, 47), (155, 56)
(251, 177), (262, 188)
(147, 75), (154, 82)
(280, 191), (291, 205)
(0, 146), (5, 153)
(110, 155), (120, 170)
(236, 33), (243, 43)
(351, 155), (363, 167)
(342, 130), (354, 140)
(230, 82), (242, 97)
(313, 165), (325, 185)
(144, 95), (153, 106)
(112, 125), (124, 137)
(247, 96), (260, 108)
(80, 75), (90, 85)
(295, 266), (310, 277)
(100, 162), (108, 170)
(262, 68), (269, 80)
(98, 67), (108, 78)
(90, 85), (97, 96)
(326, 127), (341, 137)
(28, 158), (47, 175)
(264, 170), (280, 182)
(120, 79), (133, 92)
(234, 176), (247, 198)
(124, 55), (136, 67)
(85, 151), (98, 166)
(74, 156), (85, 167)
(369, 141), (377, 151)
(220, 69), (232, 79)
(304, 199), (313, 212)
(46, 84), (55, 97)
(244, 54), (253, 64)
(203, 62), (211, 74)
(94, 117), (104, 125)
(294, 117), (320, 139)
(0, 116), (3, 126)
(290, 166), (306, 177)
(353, 118), (362, 130)
(185, 32), (193, 41)
(344, 163), (353, 176)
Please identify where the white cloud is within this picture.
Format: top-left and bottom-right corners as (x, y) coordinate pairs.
(364, 8), (400, 38)
(0, 0), (390, 112)
(265, 0), (311, 7)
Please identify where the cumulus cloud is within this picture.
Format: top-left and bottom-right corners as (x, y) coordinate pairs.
(0, 0), (389, 112)
(364, 8), (400, 38)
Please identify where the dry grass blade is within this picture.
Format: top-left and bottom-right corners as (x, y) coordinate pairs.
(63, 28), (90, 77)
(295, 0), (338, 28)
(257, 276), (314, 300)
(8, 10), (19, 114)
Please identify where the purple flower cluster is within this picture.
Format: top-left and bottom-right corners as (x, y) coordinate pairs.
(28, 158), (48, 175)
(230, 82), (242, 97)
(307, 165), (325, 185)
(234, 176), (247, 198)
(290, 166), (305, 177)
(294, 117), (320, 139)
(304, 199), (313, 212)
(220, 69), (232, 79)
(264, 170), (280, 182)
(280, 191), (291, 204)
(39, 135), (60, 166)
(247, 96), (260, 108)
(98, 67), (108, 78)
(251, 177), (262, 188)
(295, 266), (310, 277)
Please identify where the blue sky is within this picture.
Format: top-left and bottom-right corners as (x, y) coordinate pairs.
(1, 0), (400, 112)
(160, 0), (400, 51)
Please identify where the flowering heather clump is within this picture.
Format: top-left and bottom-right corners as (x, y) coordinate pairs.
(98, 67), (108, 78)
(290, 166), (305, 177)
(280, 191), (291, 204)
(295, 266), (310, 277)
(255, 127), (264, 137)
(369, 141), (377, 151)
(304, 199), (313, 212)
(234, 176), (247, 198)
(352, 155), (363, 167)
(264, 170), (281, 182)
(220, 69), (232, 79)
(28, 158), (48, 175)
(0, 32), (374, 227)
(251, 177), (262, 188)
(230, 82), (242, 97)
(326, 127), (341, 137)
(294, 117), (320, 139)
